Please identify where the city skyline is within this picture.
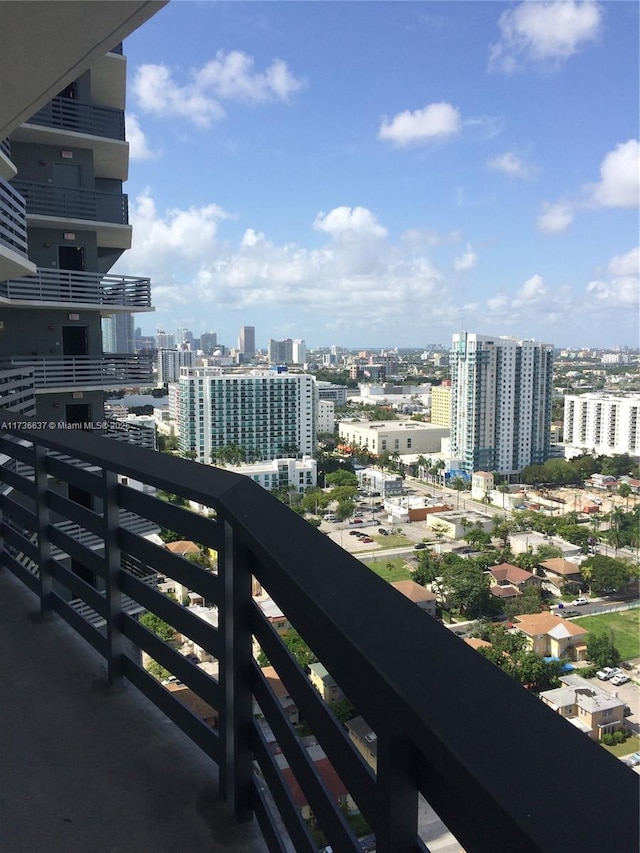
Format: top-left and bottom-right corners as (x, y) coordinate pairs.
(114, 1), (638, 349)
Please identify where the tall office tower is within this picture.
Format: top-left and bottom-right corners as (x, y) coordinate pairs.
(0, 9), (159, 423)
(450, 333), (554, 477)
(156, 329), (175, 350)
(177, 328), (194, 347)
(199, 332), (217, 354)
(292, 339), (306, 365)
(268, 338), (293, 364)
(102, 312), (134, 354)
(239, 326), (255, 356)
(178, 368), (317, 464)
(157, 348), (195, 384)
(563, 393), (640, 458)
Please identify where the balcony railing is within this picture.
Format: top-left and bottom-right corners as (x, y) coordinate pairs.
(25, 96), (125, 140)
(11, 180), (128, 225)
(0, 416), (637, 853)
(0, 269), (151, 308)
(7, 354), (152, 389)
(0, 178), (29, 257)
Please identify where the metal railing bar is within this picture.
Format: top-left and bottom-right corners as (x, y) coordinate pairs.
(119, 486), (221, 551)
(121, 654), (221, 764)
(120, 572), (221, 661)
(2, 550), (39, 592)
(48, 559), (108, 617)
(47, 525), (106, 579)
(251, 725), (318, 853)
(46, 455), (103, 495)
(49, 592), (108, 657)
(251, 784), (290, 853)
(249, 604), (376, 811)
(47, 492), (103, 538)
(252, 667), (361, 853)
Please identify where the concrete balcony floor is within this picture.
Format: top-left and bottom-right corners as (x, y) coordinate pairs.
(0, 569), (267, 853)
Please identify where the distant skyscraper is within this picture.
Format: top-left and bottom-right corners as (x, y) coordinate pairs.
(450, 333), (554, 476)
(292, 339), (306, 365)
(102, 313), (134, 354)
(200, 332), (217, 354)
(239, 326), (256, 356)
(156, 329), (175, 350)
(157, 348), (195, 384)
(177, 328), (194, 347)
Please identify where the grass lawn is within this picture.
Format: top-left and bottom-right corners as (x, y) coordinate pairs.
(575, 609), (640, 661)
(602, 733), (640, 758)
(364, 557), (413, 583)
(372, 532), (411, 549)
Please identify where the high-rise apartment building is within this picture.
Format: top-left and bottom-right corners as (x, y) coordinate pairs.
(178, 368), (317, 464)
(563, 393), (640, 458)
(268, 338), (293, 364)
(292, 339), (306, 365)
(157, 348), (195, 384)
(1, 12), (157, 423)
(102, 312), (134, 354)
(430, 383), (452, 427)
(450, 333), (554, 476)
(238, 325), (255, 356)
(156, 329), (175, 350)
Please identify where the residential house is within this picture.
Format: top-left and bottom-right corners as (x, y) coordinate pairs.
(345, 716), (378, 771)
(540, 675), (627, 741)
(281, 757), (356, 822)
(308, 662), (344, 704)
(512, 613), (589, 661)
(253, 667), (299, 726)
(539, 558), (585, 592)
(486, 563), (540, 600)
(391, 580), (437, 618)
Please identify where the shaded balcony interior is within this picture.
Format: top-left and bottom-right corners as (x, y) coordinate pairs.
(0, 415), (637, 853)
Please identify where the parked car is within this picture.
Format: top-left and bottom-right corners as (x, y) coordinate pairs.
(611, 673), (630, 686)
(414, 542), (427, 550)
(361, 537), (373, 544)
(348, 530), (360, 536)
(572, 597), (589, 606)
(561, 609), (580, 618)
(596, 667), (616, 681)
(378, 528), (388, 535)
(349, 518), (363, 525)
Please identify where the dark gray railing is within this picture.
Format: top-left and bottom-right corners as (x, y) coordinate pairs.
(0, 178), (29, 257)
(7, 354), (152, 388)
(25, 97), (125, 140)
(0, 365), (35, 415)
(0, 138), (10, 158)
(11, 181), (128, 225)
(0, 417), (637, 853)
(0, 269), (151, 308)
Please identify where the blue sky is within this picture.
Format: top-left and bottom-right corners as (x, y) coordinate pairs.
(115, 1), (639, 350)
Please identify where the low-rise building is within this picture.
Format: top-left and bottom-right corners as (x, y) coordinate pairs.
(426, 509), (493, 539)
(539, 558), (585, 592)
(512, 613), (589, 661)
(223, 456), (317, 494)
(339, 421), (449, 456)
(486, 563), (540, 599)
(391, 580), (437, 618)
(308, 662), (344, 704)
(510, 531), (582, 559)
(345, 716), (378, 771)
(540, 675), (627, 741)
(253, 667), (299, 725)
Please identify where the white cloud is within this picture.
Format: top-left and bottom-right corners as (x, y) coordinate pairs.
(453, 244), (478, 272)
(487, 151), (535, 179)
(313, 206), (387, 239)
(537, 200), (573, 234)
(401, 228), (462, 249)
(607, 246), (639, 278)
(586, 246), (640, 307)
(131, 52), (304, 127)
(126, 113), (160, 161)
(587, 140), (640, 209)
(489, 1), (602, 73)
(194, 51), (305, 103)
(378, 102), (461, 146)
(514, 274), (549, 304)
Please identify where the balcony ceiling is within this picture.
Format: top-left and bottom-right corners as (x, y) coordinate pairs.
(0, 1), (167, 139)
(12, 124), (129, 181)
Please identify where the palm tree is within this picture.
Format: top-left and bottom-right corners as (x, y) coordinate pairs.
(416, 454), (428, 481)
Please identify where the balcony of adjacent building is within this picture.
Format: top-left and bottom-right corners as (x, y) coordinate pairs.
(0, 269), (152, 312)
(0, 415), (637, 853)
(11, 97), (128, 181)
(11, 180), (131, 249)
(0, 175), (37, 280)
(5, 353), (152, 393)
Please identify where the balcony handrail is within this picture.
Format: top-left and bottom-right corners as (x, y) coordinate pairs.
(0, 269), (151, 308)
(24, 96), (125, 140)
(11, 180), (128, 225)
(7, 354), (152, 388)
(0, 178), (29, 256)
(0, 414), (637, 853)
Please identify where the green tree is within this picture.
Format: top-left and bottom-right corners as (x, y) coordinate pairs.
(581, 554), (631, 595)
(439, 560), (491, 618)
(325, 470), (358, 487)
(335, 500), (355, 522)
(586, 632), (620, 669)
(140, 611), (176, 644)
(257, 629), (318, 669)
